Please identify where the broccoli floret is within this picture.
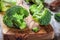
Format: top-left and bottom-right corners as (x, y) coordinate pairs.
(3, 6), (29, 30)
(54, 13), (60, 22)
(25, 0), (31, 4)
(0, 0), (16, 12)
(3, 14), (13, 27)
(38, 8), (51, 25)
(30, 2), (44, 15)
(25, 0), (44, 5)
(0, 0), (3, 12)
(30, 4), (51, 25)
(32, 27), (39, 32)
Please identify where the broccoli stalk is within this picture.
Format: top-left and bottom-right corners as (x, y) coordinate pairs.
(3, 6), (29, 30)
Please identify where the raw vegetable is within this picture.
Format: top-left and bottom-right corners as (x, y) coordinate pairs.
(30, 4), (52, 25)
(25, 0), (44, 5)
(0, 0), (16, 12)
(54, 13), (60, 22)
(32, 27), (39, 32)
(3, 6), (29, 30)
(30, 2), (44, 15)
(38, 8), (52, 25)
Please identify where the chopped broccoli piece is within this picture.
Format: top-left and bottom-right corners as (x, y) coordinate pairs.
(38, 8), (51, 25)
(32, 27), (39, 32)
(0, 0), (16, 12)
(30, 4), (37, 14)
(30, 4), (52, 25)
(32, 0), (44, 5)
(25, 0), (31, 4)
(3, 0), (16, 6)
(3, 6), (29, 30)
(3, 14), (13, 27)
(54, 13), (60, 22)
(25, 0), (44, 5)
(20, 22), (26, 30)
(30, 2), (44, 15)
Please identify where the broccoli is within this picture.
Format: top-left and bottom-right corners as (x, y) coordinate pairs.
(3, 14), (13, 27)
(0, 0), (16, 12)
(25, 0), (44, 5)
(30, 2), (44, 15)
(30, 4), (52, 25)
(32, 27), (39, 32)
(38, 8), (52, 25)
(3, 6), (29, 30)
(0, 0), (2, 12)
(54, 13), (60, 22)
(25, 0), (31, 4)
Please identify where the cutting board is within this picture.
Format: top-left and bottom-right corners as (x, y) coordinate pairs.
(0, 12), (54, 40)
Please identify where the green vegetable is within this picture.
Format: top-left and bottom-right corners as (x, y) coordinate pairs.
(3, 14), (13, 27)
(32, 0), (44, 5)
(38, 8), (51, 25)
(25, 0), (44, 5)
(0, 0), (16, 12)
(32, 27), (39, 32)
(30, 2), (44, 15)
(3, 0), (16, 5)
(25, 0), (31, 4)
(54, 13), (60, 22)
(3, 6), (29, 30)
(30, 4), (51, 25)
(0, 0), (2, 11)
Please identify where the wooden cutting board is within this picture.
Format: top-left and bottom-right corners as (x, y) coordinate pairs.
(0, 12), (54, 40)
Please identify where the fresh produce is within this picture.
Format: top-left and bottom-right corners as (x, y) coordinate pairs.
(0, 0), (2, 11)
(0, 0), (16, 12)
(54, 13), (60, 22)
(25, 0), (44, 5)
(30, 4), (52, 25)
(3, 6), (29, 30)
(30, 2), (44, 15)
(32, 27), (39, 32)
(38, 8), (52, 25)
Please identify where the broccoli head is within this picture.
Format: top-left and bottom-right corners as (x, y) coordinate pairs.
(3, 6), (29, 30)
(30, 4), (52, 25)
(54, 13), (60, 22)
(38, 8), (52, 25)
